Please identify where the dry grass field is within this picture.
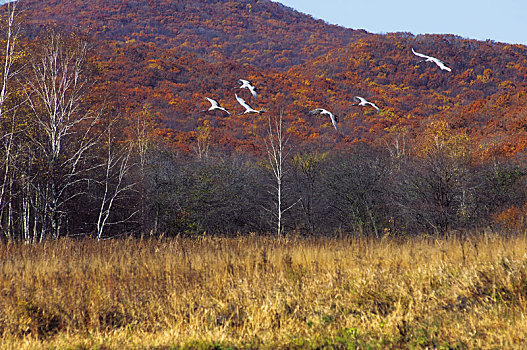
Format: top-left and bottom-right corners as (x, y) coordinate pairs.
(1, 232), (527, 349)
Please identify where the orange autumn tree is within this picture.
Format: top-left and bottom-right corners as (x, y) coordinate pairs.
(418, 120), (471, 160)
(492, 205), (525, 232)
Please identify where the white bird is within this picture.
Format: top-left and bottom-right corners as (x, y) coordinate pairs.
(235, 94), (266, 114)
(309, 108), (338, 131)
(238, 79), (257, 99)
(204, 97), (230, 115)
(411, 48), (452, 72)
(352, 96), (380, 113)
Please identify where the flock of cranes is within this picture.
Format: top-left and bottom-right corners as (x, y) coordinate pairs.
(203, 79), (261, 116)
(204, 48), (452, 132)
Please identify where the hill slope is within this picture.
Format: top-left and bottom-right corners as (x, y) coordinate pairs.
(14, 0), (527, 155)
(21, 0), (366, 70)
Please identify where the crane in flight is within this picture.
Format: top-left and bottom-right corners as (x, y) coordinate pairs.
(235, 94), (266, 114)
(238, 79), (257, 99)
(411, 48), (452, 72)
(352, 96), (380, 113)
(309, 108), (338, 131)
(203, 97), (231, 115)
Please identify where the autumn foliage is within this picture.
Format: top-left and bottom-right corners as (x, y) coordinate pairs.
(9, 0), (527, 156)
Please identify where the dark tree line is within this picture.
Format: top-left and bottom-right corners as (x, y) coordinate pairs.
(126, 138), (526, 238)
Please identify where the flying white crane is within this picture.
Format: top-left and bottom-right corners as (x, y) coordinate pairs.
(309, 108), (338, 131)
(203, 97), (231, 115)
(235, 94), (266, 114)
(352, 96), (380, 113)
(411, 48), (452, 72)
(238, 79), (257, 99)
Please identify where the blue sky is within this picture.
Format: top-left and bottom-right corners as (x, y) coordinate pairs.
(276, 0), (527, 45)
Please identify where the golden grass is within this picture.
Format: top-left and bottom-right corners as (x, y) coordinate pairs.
(1, 232), (527, 349)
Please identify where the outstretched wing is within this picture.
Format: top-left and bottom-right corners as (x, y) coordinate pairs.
(329, 114), (338, 131)
(434, 59), (452, 72)
(411, 48), (430, 60)
(370, 102), (380, 112)
(206, 97), (218, 107)
(249, 86), (257, 99)
(236, 93), (258, 113)
(238, 79), (249, 87)
(354, 96), (366, 104)
(309, 108), (324, 115)
(205, 97), (230, 115)
(239, 79), (257, 99)
(234, 94), (249, 108)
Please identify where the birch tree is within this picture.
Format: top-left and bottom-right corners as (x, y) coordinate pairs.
(128, 104), (157, 235)
(264, 113), (296, 236)
(95, 127), (136, 240)
(0, 1), (23, 239)
(24, 31), (101, 240)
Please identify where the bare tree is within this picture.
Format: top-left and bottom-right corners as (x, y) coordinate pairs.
(322, 147), (391, 237)
(291, 151), (327, 234)
(24, 31), (101, 240)
(0, 2), (23, 239)
(264, 112), (297, 236)
(128, 104), (157, 235)
(96, 127), (136, 240)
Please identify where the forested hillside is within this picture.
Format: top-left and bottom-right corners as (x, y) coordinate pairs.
(16, 0), (527, 154)
(21, 0), (366, 69)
